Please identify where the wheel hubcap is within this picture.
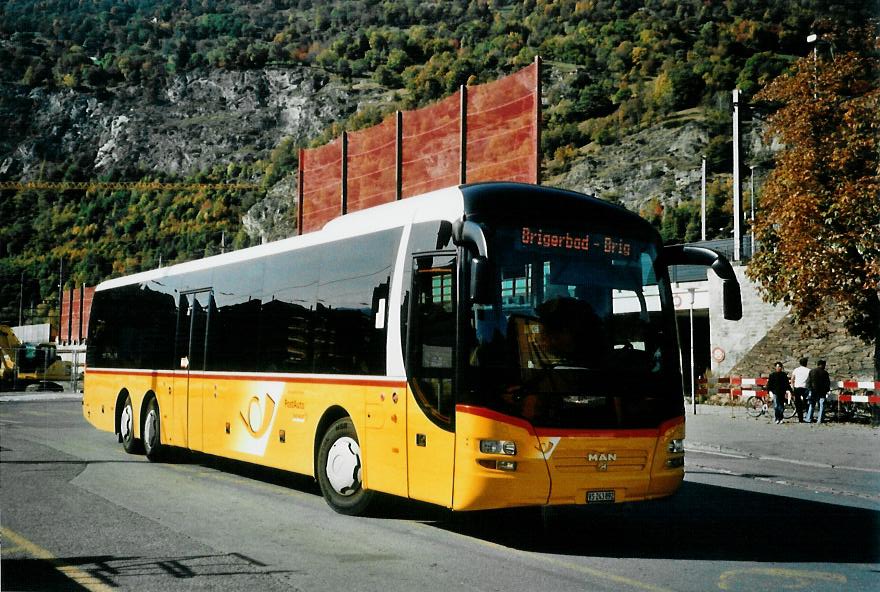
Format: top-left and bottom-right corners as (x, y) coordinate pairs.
(144, 409), (158, 449)
(325, 437), (361, 496)
(121, 405), (133, 441)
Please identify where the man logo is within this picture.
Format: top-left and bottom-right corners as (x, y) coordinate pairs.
(588, 452), (616, 472)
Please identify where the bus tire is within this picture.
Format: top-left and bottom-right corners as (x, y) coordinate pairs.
(142, 398), (164, 462)
(120, 395), (143, 454)
(316, 417), (374, 515)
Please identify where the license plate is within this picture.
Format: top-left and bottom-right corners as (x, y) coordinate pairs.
(586, 490), (615, 503)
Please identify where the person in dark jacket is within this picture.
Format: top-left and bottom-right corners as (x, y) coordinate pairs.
(806, 360), (832, 424)
(767, 362), (792, 424)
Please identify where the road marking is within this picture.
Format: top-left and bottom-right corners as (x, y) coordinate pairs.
(688, 445), (880, 474)
(718, 567), (846, 590)
(528, 553), (678, 592)
(1, 527), (115, 592)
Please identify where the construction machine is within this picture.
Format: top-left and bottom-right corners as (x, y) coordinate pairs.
(0, 325), (71, 389)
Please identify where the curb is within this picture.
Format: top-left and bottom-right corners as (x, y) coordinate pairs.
(0, 392), (83, 403)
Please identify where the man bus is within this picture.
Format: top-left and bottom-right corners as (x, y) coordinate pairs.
(84, 182), (741, 515)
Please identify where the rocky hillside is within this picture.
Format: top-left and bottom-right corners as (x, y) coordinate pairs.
(2, 66), (385, 179)
(1, 64), (774, 244)
(3, 0), (874, 328)
(551, 111), (775, 215)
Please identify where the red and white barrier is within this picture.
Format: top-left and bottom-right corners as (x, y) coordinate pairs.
(697, 376), (879, 403)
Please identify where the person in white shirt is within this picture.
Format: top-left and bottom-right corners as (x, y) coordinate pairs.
(790, 357), (811, 423)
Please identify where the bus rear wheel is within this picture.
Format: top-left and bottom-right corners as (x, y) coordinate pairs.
(142, 398), (164, 462)
(120, 395), (143, 454)
(317, 417), (374, 515)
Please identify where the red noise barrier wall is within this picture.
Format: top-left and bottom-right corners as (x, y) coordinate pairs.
(298, 58), (541, 234)
(59, 285), (96, 344)
(347, 115), (398, 211)
(401, 92), (462, 198)
(299, 138), (343, 234)
(466, 61), (539, 185)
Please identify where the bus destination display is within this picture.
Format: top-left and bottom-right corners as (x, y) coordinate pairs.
(520, 227), (634, 257)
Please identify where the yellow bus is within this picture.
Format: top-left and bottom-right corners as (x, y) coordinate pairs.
(83, 182), (741, 515)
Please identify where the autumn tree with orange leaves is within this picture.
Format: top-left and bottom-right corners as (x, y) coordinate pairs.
(747, 29), (880, 378)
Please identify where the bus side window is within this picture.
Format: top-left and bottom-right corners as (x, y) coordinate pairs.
(408, 254), (456, 425)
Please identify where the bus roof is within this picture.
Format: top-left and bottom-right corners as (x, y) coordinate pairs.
(96, 182), (656, 293)
(96, 185), (466, 292)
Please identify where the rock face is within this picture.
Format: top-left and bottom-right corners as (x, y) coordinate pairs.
(555, 119), (709, 212)
(553, 115), (774, 216)
(242, 175), (298, 243)
(1, 67), (378, 179)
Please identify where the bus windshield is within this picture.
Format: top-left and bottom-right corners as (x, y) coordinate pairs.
(465, 224), (681, 429)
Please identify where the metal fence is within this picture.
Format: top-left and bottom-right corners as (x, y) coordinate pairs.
(0, 346), (84, 393)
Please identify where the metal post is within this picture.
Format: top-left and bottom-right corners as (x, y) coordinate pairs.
(701, 156), (707, 241)
(534, 55), (542, 185)
(341, 132), (348, 215)
(749, 165), (756, 257)
(460, 84), (467, 185)
(297, 148), (305, 234)
(72, 349), (79, 393)
(19, 271), (24, 326)
(58, 259), (63, 341)
(732, 89), (742, 262)
(67, 285), (73, 344)
(689, 288), (696, 414)
(395, 110), (403, 200)
(807, 33), (818, 99)
(78, 284), (84, 345)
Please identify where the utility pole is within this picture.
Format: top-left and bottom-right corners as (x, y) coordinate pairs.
(701, 156), (707, 241)
(732, 89), (743, 262)
(19, 271), (24, 326)
(808, 33), (818, 99)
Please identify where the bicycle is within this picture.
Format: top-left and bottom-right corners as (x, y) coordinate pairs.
(826, 388), (878, 424)
(745, 392), (796, 420)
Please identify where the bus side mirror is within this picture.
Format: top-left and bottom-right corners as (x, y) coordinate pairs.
(470, 257), (494, 305)
(663, 244), (742, 321)
(722, 279), (742, 322)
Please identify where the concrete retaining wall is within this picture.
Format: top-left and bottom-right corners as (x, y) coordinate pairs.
(707, 265), (875, 381)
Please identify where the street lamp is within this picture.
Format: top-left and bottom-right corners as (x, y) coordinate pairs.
(732, 89), (743, 262)
(701, 156), (707, 241)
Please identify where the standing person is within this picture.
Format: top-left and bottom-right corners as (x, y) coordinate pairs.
(806, 360), (831, 424)
(790, 357), (810, 423)
(767, 362), (792, 424)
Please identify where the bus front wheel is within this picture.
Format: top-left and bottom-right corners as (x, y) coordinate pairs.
(317, 417), (374, 515)
(120, 395), (143, 454)
(143, 399), (164, 461)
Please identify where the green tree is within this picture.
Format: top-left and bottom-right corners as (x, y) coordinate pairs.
(747, 32), (880, 377)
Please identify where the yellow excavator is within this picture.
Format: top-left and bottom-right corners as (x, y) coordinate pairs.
(0, 325), (71, 389)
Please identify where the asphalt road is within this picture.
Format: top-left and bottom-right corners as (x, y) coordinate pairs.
(1, 396), (878, 592)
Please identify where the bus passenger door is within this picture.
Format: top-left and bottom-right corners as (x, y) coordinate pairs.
(406, 254), (456, 507)
(173, 290), (212, 452)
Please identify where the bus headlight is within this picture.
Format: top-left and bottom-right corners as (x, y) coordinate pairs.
(480, 440), (517, 455)
(667, 439), (684, 454)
